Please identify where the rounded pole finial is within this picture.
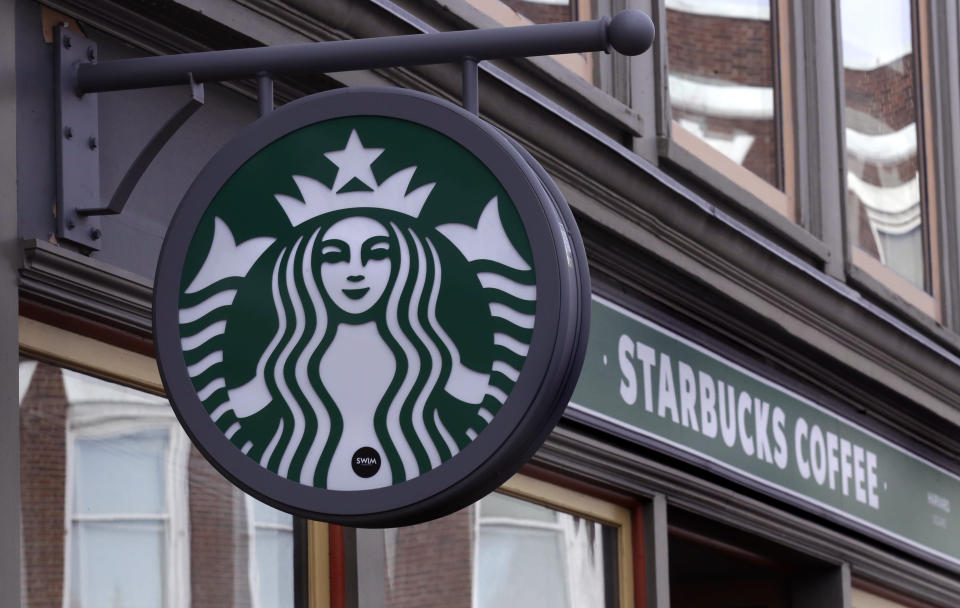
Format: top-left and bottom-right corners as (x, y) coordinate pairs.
(607, 9), (656, 56)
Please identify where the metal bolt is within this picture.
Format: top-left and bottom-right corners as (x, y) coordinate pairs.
(90, 228), (102, 241)
(63, 36), (72, 49)
(66, 219), (75, 230)
(87, 47), (96, 61)
(63, 126), (73, 139)
(88, 136), (97, 150)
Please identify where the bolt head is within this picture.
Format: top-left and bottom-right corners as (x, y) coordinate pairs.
(66, 219), (75, 230)
(88, 137), (97, 150)
(63, 36), (72, 49)
(90, 228), (102, 241)
(63, 126), (73, 139)
(87, 47), (96, 61)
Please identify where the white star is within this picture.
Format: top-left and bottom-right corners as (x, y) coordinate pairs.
(324, 130), (384, 192)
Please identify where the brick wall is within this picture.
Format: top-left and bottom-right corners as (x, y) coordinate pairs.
(666, 9), (774, 87)
(20, 362), (68, 608)
(189, 446), (252, 608)
(19, 362), (257, 607)
(665, 8), (781, 188)
(385, 506), (474, 608)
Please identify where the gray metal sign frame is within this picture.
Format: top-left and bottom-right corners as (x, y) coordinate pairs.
(154, 87), (591, 526)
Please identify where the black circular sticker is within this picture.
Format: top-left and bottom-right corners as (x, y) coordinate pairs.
(352, 447), (382, 478)
(154, 87), (590, 526)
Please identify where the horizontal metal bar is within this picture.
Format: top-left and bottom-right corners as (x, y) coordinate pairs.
(75, 10), (654, 94)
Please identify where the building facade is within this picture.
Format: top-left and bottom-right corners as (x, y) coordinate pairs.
(5, 0), (960, 606)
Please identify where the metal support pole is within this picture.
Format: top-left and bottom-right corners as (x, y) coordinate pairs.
(258, 72), (273, 116)
(462, 58), (479, 115)
(74, 10), (655, 94)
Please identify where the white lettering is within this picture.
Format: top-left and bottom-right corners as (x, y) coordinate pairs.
(636, 342), (656, 413)
(840, 438), (853, 496)
(867, 451), (879, 509)
(718, 382), (737, 447)
(618, 334), (637, 405)
(853, 444), (867, 504)
(698, 371), (718, 438)
(678, 361), (699, 431)
(826, 431), (840, 491)
(772, 407), (788, 470)
(754, 399), (773, 464)
(657, 354), (680, 423)
(795, 417), (810, 479)
(737, 391), (754, 456)
(810, 425), (826, 485)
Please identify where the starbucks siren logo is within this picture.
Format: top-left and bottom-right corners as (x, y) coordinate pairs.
(177, 126), (536, 491)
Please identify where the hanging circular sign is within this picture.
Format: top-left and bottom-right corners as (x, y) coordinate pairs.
(154, 87), (590, 526)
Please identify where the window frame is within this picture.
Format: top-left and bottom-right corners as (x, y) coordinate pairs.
(62, 387), (191, 608)
(20, 316), (323, 608)
(660, 0), (798, 221)
(245, 495), (296, 608)
(481, 472), (636, 608)
(839, 0), (942, 321)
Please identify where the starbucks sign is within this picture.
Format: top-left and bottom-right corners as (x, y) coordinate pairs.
(154, 88), (590, 525)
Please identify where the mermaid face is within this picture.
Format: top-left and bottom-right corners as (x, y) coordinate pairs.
(319, 216), (393, 316)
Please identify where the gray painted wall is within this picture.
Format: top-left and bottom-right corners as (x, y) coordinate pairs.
(1, 0), (19, 602)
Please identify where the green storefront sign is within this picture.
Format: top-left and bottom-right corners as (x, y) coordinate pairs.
(571, 295), (960, 568)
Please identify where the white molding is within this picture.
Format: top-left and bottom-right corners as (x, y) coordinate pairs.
(62, 387), (191, 608)
(666, 0), (770, 21)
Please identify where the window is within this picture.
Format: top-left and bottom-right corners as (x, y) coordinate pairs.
(840, 0), (939, 317)
(246, 496), (295, 608)
(474, 491), (618, 607)
(665, 0), (795, 218)
(383, 472), (634, 607)
(19, 318), (304, 608)
(464, 0), (596, 82)
(63, 369), (191, 608)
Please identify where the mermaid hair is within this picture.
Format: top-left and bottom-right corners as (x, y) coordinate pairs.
(254, 213), (462, 488)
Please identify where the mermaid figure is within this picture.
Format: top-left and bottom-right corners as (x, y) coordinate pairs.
(177, 128), (537, 490)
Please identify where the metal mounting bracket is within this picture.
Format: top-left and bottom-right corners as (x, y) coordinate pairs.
(77, 75), (205, 218)
(55, 27), (206, 249)
(55, 26), (101, 249)
(51, 10), (655, 251)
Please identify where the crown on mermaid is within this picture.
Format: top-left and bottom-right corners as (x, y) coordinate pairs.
(274, 130), (435, 227)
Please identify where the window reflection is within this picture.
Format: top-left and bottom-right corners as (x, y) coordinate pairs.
(502, 0), (575, 24)
(667, 0), (782, 189)
(19, 360), (295, 608)
(842, 0), (926, 290)
(384, 490), (618, 608)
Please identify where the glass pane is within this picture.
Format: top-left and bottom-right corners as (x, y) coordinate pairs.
(384, 492), (618, 608)
(74, 431), (167, 515)
(252, 496), (294, 528)
(21, 361), (296, 608)
(477, 491), (557, 522)
(666, 0), (782, 188)
(502, 0), (574, 24)
(70, 520), (165, 608)
(477, 526), (570, 607)
(253, 528), (294, 608)
(842, 0), (926, 289)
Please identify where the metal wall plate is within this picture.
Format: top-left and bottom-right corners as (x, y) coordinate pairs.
(55, 26), (101, 250)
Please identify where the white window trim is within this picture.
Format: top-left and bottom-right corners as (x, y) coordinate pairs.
(245, 495), (295, 608)
(472, 473), (632, 608)
(62, 370), (190, 608)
